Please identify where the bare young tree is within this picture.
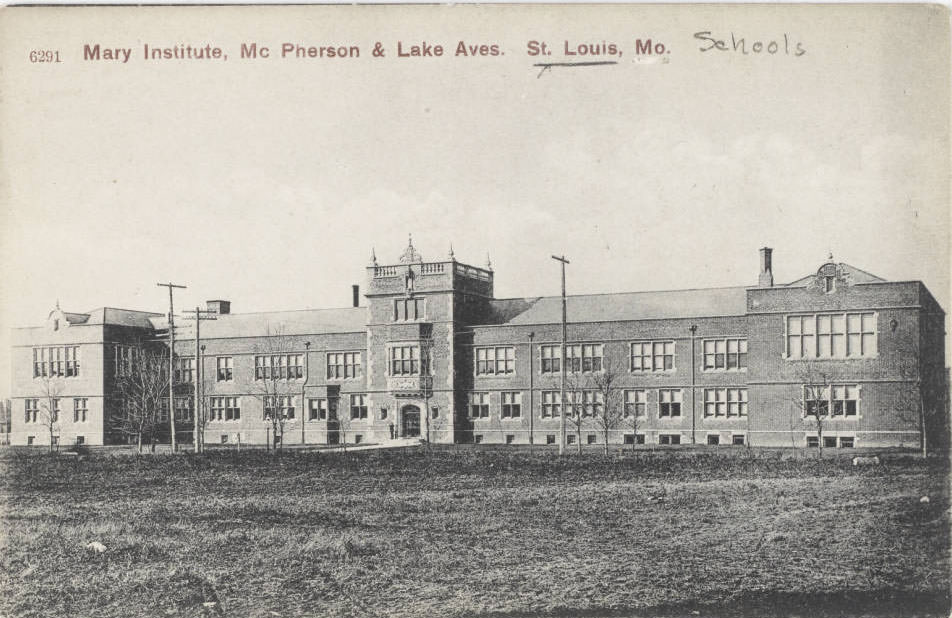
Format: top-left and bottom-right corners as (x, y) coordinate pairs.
(894, 350), (948, 458)
(588, 361), (625, 455)
(252, 327), (300, 452)
(37, 375), (63, 453)
(112, 345), (170, 453)
(790, 363), (837, 457)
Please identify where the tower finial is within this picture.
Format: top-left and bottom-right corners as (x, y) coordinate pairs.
(449, 243), (455, 260)
(408, 233), (413, 248)
(486, 252), (493, 271)
(371, 247), (378, 266)
(55, 299), (60, 310)
(828, 250), (834, 262)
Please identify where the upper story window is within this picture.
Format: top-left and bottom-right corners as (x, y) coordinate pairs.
(541, 391), (561, 417)
(308, 398), (332, 421)
(703, 388), (748, 418)
(255, 354), (304, 380)
(624, 390), (647, 417)
(540, 344), (603, 373)
(350, 394), (368, 420)
(24, 399), (39, 423)
(160, 397), (193, 422)
(216, 357), (233, 382)
(264, 395), (295, 420)
(394, 297), (425, 321)
(174, 357), (195, 383)
(476, 346), (514, 376)
(630, 341), (674, 372)
(34, 346), (81, 378)
(327, 352), (362, 380)
(501, 392), (522, 418)
(73, 398), (88, 423)
(786, 313), (877, 359)
(389, 346), (424, 376)
(804, 385), (860, 418)
(703, 339), (747, 371)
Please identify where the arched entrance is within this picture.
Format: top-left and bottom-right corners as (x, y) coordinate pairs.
(401, 405), (421, 438)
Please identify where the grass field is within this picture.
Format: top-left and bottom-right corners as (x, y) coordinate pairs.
(0, 446), (948, 618)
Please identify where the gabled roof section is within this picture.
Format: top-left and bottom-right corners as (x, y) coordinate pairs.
(84, 307), (164, 329)
(786, 263), (886, 287)
(483, 287), (749, 326)
(151, 307), (368, 339)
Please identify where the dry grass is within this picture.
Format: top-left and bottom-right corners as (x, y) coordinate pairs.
(0, 447), (948, 617)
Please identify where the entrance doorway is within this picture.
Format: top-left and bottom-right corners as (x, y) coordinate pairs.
(401, 405), (421, 438)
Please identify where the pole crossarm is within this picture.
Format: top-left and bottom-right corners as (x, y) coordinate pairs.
(551, 254), (569, 456)
(156, 282), (186, 453)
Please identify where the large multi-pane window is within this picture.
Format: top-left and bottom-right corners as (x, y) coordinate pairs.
(73, 398), (88, 423)
(541, 391), (561, 417)
(327, 352), (362, 379)
(160, 397), (193, 422)
(33, 346), (81, 378)
(24, 399), (39, 423)
(389, 347), (423, 376)
(394, 297), (425, 321)
(308, 398), (329, 421)
(804, 385), (860, 417)
(703, 339), (748, 370)
(255, 354), (305, 380)
(350, 394), (368, 420)
(216, 357), (233, 382)
(786, 313), (877, 359)
(658, 389), (682, 417)
(630, 341), (675, 372)
(264, 395), (295, 420)
(623, 390), (647, 417)
(501, 392), (522, 418)
(540, 344), (603, 373)
(476, 347), (514, 375)
(703, 388), (748, 418)
(582, 391), (604, 417)
(468, 392), (490, 418)
(210, 396), (241, 421)
(174, 357), (195, 383)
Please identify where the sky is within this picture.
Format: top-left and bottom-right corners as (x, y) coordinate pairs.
(1, 5), (949, 398)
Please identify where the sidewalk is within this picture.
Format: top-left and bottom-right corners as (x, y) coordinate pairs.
(321, 437), (423, 453)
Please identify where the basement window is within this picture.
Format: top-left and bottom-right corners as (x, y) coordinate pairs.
(806, 436), (819, 448)
(732, 434), (746, 446)
(566, 434), (576, 445)
(546, 434), (555, 445)
(823, 436), (837, 449)
(707, 434), (720, 446)
(474, 434), (483, 444)
(839, 436), (855, 448)
(354, 434), (363, 444)
(505, 434), (514, 445)
(587, 434), (597, 445)
(659, 434), (681, 445)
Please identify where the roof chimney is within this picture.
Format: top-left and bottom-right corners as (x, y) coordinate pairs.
(758, 248), (774, 288)
(206, 300), (231, 315)
(352, 285), (360, 308)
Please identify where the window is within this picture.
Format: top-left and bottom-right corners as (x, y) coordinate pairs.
(264, 396), (295, 420)
(308, 399), (327, 421)
(703, 339), (747, 370)
(624, 390), (647, 417)
(209, 397), (240, 421)
(501, 392), (521, 418)
(707, 434), (720, 445)
(658, 389), (682, 417)
(839, 436), (855, 448)
(174, 357), (195, 383)
(34, 346), (81, 378)
(703, 388), (748, 418)
(806, 436), (819, 448)
(546, 434), (556, 445)
(27, 436), (34, 445)
(540, 344), (603, 373)
(659, 434), (681, 445)
(327, 352), (362, 379)
(216, 357), (233, 382)
(380, 408), (388, 420)
(354, 434), (363, 444)
(431, 407), (439, 419)
(73, 398), (88, 423)
(255, 354), (305, 380)
(541, 391), (561, 417)
(221, 434), (229, 444)
(349, 394), (368, 420)
(75, 436), (85, 445)
(567, 434), (576, 445)
(582, 391), (603, 417)
(394, 297), (425, 321)
(805, 385), (859, 418)
(506, 434), (514, 445)
(474, 434), (483, 444)
(732, 434), (746, 446)
(24, 399), (39, 423)
(468, 392), (489, 418)
(174, 398), (193, 421)
(587, 434), (597, 445)
(823, 436), (837, 448)
(831, 385), (859, 417)
(824, 276), (835, 293)
(624, 434), (646, 445)
(786, 313), (877, 359)
(476, 347), (515, 375)
(388, 347), (422, 376)
(630, 341), (674, 372)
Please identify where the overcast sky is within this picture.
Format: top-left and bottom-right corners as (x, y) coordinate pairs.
(1, 5), (949, 398)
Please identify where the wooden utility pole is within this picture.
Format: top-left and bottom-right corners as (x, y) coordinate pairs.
(183, 307), (216, 453)
(157, 282), (186, 452)
(551, 255), (570, 456)
(690, 324), (697, 445)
